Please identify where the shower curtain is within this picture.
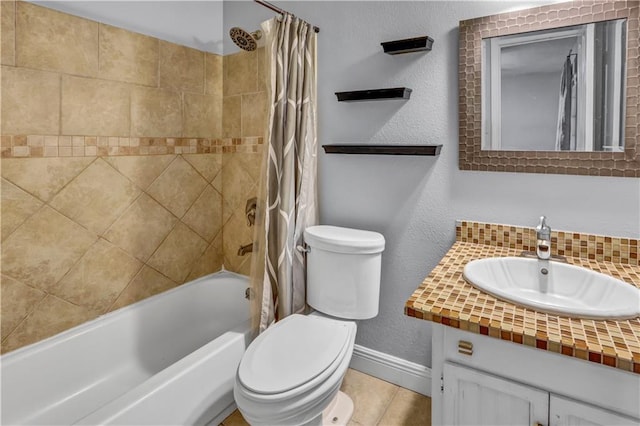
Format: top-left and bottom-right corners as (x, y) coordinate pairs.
(555, 53), (578, 151)
(250, 14), (318, 334)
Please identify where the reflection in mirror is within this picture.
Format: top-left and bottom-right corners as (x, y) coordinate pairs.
(482, 19), (627, 152)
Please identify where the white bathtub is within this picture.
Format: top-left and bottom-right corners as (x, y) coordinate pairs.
(1, 271), (252, 425)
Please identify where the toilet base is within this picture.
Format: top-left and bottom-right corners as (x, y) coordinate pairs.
(321, 391), (354, 426)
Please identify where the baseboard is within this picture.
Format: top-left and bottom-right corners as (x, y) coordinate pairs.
(349, 344), (431, 397)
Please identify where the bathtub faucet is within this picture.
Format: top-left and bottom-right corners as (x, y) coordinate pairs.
(238, 243), (253, 256)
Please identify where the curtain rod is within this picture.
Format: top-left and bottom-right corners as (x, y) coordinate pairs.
(254, 0), (320, 33)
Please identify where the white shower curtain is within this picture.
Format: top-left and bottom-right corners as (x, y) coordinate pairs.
(249, 14), (318, 334)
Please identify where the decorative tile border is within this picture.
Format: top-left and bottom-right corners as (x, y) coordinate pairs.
(0, 136), (263, 158)
(458, 0), (640, 177)
(457, 220), (639, 266)
(405, 222), (640, 374)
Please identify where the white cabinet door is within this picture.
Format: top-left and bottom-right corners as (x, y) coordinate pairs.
(443, 362), (549, 426)
(550, 395), (640, 426)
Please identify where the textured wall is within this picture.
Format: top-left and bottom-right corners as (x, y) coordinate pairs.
(0, 1), (225, 353)
(224, 1), (640, 369)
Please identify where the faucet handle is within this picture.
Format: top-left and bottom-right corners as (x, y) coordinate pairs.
(536, 216), (551, 239)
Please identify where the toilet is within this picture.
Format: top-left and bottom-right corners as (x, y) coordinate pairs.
(233, 225), (385, 426)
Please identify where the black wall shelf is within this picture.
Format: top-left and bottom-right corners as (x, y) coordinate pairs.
(323, 145), (442, 156)
(335, 87), (412, 102)
(381, 36), (434, 55)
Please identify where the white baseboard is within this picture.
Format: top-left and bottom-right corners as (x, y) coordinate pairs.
(349, 344), (431, 397)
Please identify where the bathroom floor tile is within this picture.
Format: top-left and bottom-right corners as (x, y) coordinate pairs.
(221, 409), (250, 426)
(222, 369), (432, 426)
(377, 387), (432, 426)
(340, 368), (399, 425)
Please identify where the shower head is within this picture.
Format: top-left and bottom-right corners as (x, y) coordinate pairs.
(229, 27), (262, 52)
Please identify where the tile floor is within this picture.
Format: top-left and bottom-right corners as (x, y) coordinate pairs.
(221, 368), (432, 426)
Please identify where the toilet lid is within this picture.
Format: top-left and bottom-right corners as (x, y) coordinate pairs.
(238, 315), (351, 395)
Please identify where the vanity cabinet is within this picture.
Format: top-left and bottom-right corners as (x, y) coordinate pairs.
(432, 324), (640, 426)
(443, 362), (548, 425)
(550, 395), (639, 426)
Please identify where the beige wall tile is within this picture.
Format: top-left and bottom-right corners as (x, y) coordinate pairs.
(61, 75), (130, 136)
(377, 388), (432, 426)
(212, 170), (223, 194)
(53, 239), (142, 312)
(16, 2), (98, 77)
(1, 178), (43, 240)
(222, 207), (253, 273)
(205, 52), (222, 96)
(99, 24), (158, 86)
(221, 152), (257, 212)
(104, 193), (178, 262)
(236, 256), (252, 276)
(131, 86), (182, 137)
(257, 47), (267, 93)
(187, 235), (223, 282)
(1, 157), (93, 202)
(147, 222), (208, 283)
(1, 66), (60, 135)
(241, 91), (267, 137)
(109, 266), (178, 312)
(1, 295), (99, 354)
(1, 275), (46, 339)
(159, 40), (204, 93)
(224, 50), (257, 96)
(235, 150), (263, 182)
(340, 369), (399, 426)
(49, 159), (141, 235)
(1, 0), (15, 65)
(223, 96), (241, 138)
(221, 196), (234, 225)
(183, 92), (221, 138)
(146, 156), (207, 218)
(183, 153), (222, 182)
(182, 185), (222, 242)
(104, 155), (175, 190)
(1, 206), (97, 292)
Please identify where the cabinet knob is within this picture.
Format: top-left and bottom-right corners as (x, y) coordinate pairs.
(458, 340), (473, 356)
(533, 423), (545, 426)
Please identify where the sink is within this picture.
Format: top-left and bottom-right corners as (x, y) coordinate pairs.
(463, 257), (640, 319)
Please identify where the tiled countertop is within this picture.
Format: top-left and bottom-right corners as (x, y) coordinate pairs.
(405, 222), (640, 375)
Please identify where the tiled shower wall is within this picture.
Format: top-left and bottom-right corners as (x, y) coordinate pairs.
(221, 47), (267, 274)
(0, 1), (267, 353)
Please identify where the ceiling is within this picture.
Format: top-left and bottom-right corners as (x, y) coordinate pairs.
(29, 1), (225, 54)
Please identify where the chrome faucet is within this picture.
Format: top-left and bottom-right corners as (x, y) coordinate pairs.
(535, 216), (551, 260)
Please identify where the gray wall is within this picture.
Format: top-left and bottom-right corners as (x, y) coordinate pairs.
(502, 71), (560, 150)
(224, 1), (640, 367)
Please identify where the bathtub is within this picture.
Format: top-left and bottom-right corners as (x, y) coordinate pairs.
(1, 271), (252, 425)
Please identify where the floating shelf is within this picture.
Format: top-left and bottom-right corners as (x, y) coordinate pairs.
(335, 87), (412, 102)
(322, 144), (442, 156)
(381, 36), (434, 55)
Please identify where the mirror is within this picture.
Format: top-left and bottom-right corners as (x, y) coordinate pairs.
(483, 19), (626, 152)
(459, 1), (639, 177)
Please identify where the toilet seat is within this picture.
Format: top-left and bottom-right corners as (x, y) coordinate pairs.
(237, 314), (352, 396)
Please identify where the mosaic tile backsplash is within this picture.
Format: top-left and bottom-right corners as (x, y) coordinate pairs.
(1, 0), (267, 352)
(406, 221), (640, 374)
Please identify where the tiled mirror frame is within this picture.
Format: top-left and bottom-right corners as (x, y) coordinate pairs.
(458, 0), (640, 177)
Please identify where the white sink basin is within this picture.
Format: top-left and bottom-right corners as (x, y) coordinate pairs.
(463, 257), (640, 319)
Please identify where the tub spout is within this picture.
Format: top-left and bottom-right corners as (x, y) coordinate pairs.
(238, 243), (253, 256)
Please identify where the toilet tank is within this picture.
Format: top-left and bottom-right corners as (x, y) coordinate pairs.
(304, 226), (385, 320)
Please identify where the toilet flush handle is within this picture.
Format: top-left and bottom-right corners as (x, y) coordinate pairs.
(296, 244), (310, 253)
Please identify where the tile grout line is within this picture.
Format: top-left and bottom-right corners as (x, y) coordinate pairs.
(374, 385), (401, 426)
